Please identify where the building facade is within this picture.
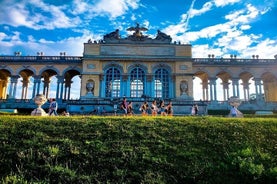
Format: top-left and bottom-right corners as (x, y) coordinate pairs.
(1, 25), (277, 114)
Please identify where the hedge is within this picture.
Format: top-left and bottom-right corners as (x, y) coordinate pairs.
(0, 116), (276, 183)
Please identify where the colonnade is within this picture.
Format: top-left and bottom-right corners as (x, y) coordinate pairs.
(4, 75), (76, 100)
(199, 77), (264, 101)
(0, 75), (264, 101)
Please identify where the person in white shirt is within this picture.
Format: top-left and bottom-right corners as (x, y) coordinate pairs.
(49, 98), (58, 116)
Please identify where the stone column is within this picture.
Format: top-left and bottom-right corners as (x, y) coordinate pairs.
(254, 78), (262, 95)
(202, 81), (209, 101)
(0, 80), (7, 99)
(232, 78), (239, 97)
(209, 81), (213, 101)
(43, 78), (50, 99)
(99, 74), (105, 97)
(213, 80), (217, 101)
(32, 76), (40, 98)
(146, 74), (153, 98)
(59, 80), (64, 100)
(209, 78), (217, 101)
(122, 74), (128, 97)
(222, 82), (230, 101)
(170, 74), (175, 98)
(36, 76), (42, 96)
(254, 78), (263, 100)
(56, 76), (64, 100)
(65, 81), (73, 100)
(21, 78), (30, 99)
(242, 82), (250, 100)
(9, 75), (19, 99)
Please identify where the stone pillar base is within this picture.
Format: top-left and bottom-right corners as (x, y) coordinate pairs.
(31, 108), (48, 116)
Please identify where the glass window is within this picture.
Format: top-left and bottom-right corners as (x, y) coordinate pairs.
(154, 68), (169, 98)
(105, 67), (121, 97)
(130, 67), (145, 97)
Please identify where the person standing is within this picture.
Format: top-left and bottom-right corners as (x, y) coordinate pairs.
(121, 97), (128, 116)
(191, 105), (195, 115)
(230, 106), (238, 117)
(192, 104), (199, 115)
(166, 102), (173, 116)
(49, 98), (58, 116)
(194, 104), (199, 115)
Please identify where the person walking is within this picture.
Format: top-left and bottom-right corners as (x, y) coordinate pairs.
(127, 101), (134, 116)
(159, 100), (167, 116)
(49, 98), (58, 116)
(151, 100), (158, 116)
(140, 101), (149, 116)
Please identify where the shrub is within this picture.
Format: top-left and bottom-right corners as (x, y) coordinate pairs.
(0, 116), (276, 183)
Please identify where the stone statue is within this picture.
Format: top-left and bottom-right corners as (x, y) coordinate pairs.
(180, 81), (188, 95)
(155, 30), (172, 42)
(127, 23), (148, 37)
(103, 29), (120, 41)
(177, 80), (193, 100)
(31, 94), (48, 116)
(86, 81), (94, 95)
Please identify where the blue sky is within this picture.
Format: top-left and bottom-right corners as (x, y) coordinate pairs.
(1, 0), (277, 59)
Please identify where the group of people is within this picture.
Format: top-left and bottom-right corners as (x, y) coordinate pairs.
(120, 97), (135, 116)
(121, 98), (173, 116)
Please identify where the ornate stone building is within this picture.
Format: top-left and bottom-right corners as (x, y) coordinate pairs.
(81, 24), (193, 101)
(1, 24), (277, 114)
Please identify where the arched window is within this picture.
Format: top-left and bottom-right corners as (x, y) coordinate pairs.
(105, 67), (121, 97)
(130, 67), (145, 97)
(154, 68), (169, 98)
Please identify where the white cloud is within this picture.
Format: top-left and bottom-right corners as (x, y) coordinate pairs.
(0, 28), (100, 56)
(213, 0), (240, 7)
(0, 32), (7, 41)
(192, 44), (223, 58)
(190, 2), (213, 18)
(240, 25), (251, 30)
(38, 39), (55, 44)
(0, 1), (32, 28)
(183, 0), (240, 22)
(240, 39), (277, 59)
(167, 1), (277, 59)
(162, 23), (187, 38)
(71, 0), (89, 15)
(225, 4), (259, 25)
(0, 0), (80, 30)
(92, 0), (140, 19)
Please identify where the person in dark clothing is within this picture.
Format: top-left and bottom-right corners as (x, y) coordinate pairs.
(121, 97), (128, 116)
